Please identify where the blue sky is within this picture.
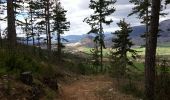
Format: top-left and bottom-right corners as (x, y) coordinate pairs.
(61, 0), (170, 36)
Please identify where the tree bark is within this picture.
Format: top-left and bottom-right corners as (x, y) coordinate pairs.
(30, 0), (34, 46)
(57, 31), (61, 62)
(7, 0), (16, 48)
(25, 19), (29, 46)
(144, 0), (160, 100)
(45, 6), (49, 49)
(0, 26), (2, 47)
(99, 0), (103, 72)
(47, 0), (51, 52)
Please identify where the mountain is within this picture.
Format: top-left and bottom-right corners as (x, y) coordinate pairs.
(66, 19), (170, 47)
(62, 35), (84, 43)
(17, 19), (170, 47)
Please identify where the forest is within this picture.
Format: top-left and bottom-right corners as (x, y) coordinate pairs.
(0, 0), (170, 100)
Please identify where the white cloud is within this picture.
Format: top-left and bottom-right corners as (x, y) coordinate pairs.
(60, 0), (139, 35)
(1, 0), (170, 36)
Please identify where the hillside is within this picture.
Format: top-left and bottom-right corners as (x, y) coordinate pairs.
(66, 19), (170, 47)
(17, 19), (170, 48)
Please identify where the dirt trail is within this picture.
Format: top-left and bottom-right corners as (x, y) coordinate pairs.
(59, 75), (136, 100)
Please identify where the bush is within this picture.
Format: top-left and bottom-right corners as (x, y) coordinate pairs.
(1, 54), (41, 75)
(78, 63), (86, 75)
(155, 59), (170, 100)
(78, 63), (99, 75)
(120, 82), (143, 98)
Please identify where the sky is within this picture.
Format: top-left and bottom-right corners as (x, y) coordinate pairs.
(60, 0), (170, 36)
(0, 0), (170, 37)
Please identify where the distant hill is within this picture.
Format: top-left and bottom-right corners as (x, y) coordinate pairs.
(66, 19), (170, 47)
(18, 19), (170, 48)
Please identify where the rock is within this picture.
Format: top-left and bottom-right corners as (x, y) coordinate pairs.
(20, 71), (33, 85)
(108, 88), (113, 92)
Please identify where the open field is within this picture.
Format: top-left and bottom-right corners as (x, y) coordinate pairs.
(67, 46), (170, 75)
(75, 46), (170, 56)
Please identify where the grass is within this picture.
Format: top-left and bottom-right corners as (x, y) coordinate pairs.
(76, 46), (170, 76)
(79, 46), (170, 56)
(0, 42), (86, 99)
(135, 47), (170, 56)
(134, 62), (144, 72)
(157, 42), (170, 47)
(81, 47), (110, 56)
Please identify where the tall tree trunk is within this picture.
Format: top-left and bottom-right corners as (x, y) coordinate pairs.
(99, 0), (103, 72)
(30, 1), (34, 46)
(57, 31), (61, 62)
(45, 7), (49, 49)
(25, 19), (29, 46)
(6, 0), (16, 95)
(0, 26), (2, 47)
(100, 22), (103, 72)
(145, 0), (149, 45)
(7, 0), (16, 48)
(144, 0), (160, 100)
(47, 0), (51, 52)
(94, 41), (99, 72)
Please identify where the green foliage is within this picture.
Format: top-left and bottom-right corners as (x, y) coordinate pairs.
(129, 0), (151, 24)
(109, 54), (122, 78)
(84, 0), (116, 70)
(52, 1), (70, 33)
(77, 62), (110, 75)
(129, 0), (166, 41)
(45, 89), (56, 100)
(39, 64), (56, 77)
(0, 52), (40, 76)
(78, 63), (86, 75)
(90, 47), (100, 70)
(156, 59), (170, 100)
(111, 19), (138, 77)
(52, 1), (70, 61)
(77, 63), (94, 75)
(120, 82), (143, 98)
(165, 0), (170, 5)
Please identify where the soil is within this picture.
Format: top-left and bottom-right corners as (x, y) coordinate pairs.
(58, 75), (137, 100)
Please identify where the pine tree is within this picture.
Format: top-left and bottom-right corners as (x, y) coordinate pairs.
(52, 1), (70, 62)
(129, 0), (166, 46)
(111, 19), (137, 77)
(7, 0), (17, 48)
(145, 0), (161, 99)
(25, 0), (55, 54)
(0, 0), (4, 47)
(165, 0), (170, 5)
(91, 41), (100, 72)
(129, 0), (151, 50)
(84, 0), (116, 71)
(46, 0), (51, 52)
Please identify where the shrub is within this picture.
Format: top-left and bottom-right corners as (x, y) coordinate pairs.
(120, 82), (143, 98)
(2, 54), (41, 75)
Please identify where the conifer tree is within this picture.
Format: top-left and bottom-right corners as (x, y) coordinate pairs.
(52, 1), (70, 61)
(7, 0), (16, 48)
(129, 0), (166, 46)
(91, 41), (100, 72)
(145, 0), (161, 99)
(84, 0), (116, 71)
(0, 0), (4, 47)
(165, 0), (170, 5)
(111, 19), (137, 77)
(129, 0), (151, 49)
